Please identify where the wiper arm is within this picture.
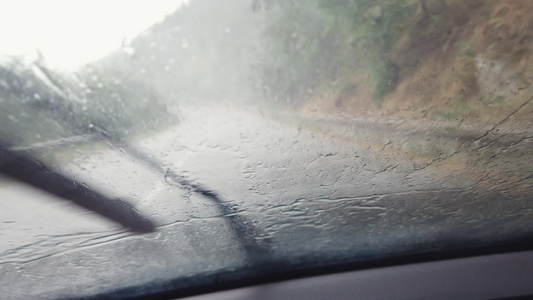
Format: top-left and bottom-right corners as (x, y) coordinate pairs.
(0, 144), (156, 233)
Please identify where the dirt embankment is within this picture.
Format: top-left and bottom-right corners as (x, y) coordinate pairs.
(294, 1), (533, 195)
(302, 0), (533, 132)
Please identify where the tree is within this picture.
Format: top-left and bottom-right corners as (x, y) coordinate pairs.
(254, 0), (418, 103)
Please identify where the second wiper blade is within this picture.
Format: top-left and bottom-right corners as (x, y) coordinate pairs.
(0, 145), (156, 233)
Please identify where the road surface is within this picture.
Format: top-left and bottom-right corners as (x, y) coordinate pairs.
(1, 102), (532, 299)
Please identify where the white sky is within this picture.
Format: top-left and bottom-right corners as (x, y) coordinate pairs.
(0, 0), (189, 71)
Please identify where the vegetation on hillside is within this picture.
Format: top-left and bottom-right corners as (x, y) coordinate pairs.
(253, 0), (533, 124)
(95, 0), (264, 102)
(0, 57), (175, 146)
(254, 0), (485, 103)
(4, 0), (531, 146)
(86, 0), (532, 125)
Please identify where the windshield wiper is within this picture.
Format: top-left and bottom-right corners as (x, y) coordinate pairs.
(0, 144), (156, 233)
(112, 140), (273, 264)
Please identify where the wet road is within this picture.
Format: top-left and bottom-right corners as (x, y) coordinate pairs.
(1, 103), (532, 299)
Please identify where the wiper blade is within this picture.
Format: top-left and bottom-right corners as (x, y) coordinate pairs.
(0, 145), (156, 233)
(116, 142), (273, 263)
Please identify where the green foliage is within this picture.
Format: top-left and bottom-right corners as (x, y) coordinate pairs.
(433, 99), (472, 120)
(255, 1), (355, 101)
(369, 59), (398, 102)
(255, 0), (417, 103)
(75, 69), (174, 138)
(0, 60), (76, 144)
(110, 0), (265, 102)
(463, 49), (476, 58)
(483, 95), (507, 106)
(0, 58), (176, 146)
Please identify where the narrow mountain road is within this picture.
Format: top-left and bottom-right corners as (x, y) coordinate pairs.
(1, 102), (532, 300)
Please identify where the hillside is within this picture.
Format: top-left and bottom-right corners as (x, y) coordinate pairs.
(297, 0), (533, 129)
(93, 0), (265, 102)
(0, 55), (175, 147)
(4, 0), (531, 143)
(100, 0), (533, 129)
(250, 0), (533, 196)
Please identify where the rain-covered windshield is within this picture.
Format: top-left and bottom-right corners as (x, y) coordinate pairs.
(1, 0), (533, 299)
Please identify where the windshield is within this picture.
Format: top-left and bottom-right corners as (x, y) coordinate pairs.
(1, 0), (533, 299)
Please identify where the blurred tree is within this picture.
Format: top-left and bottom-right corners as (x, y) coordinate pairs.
(254, 0), (418, 103)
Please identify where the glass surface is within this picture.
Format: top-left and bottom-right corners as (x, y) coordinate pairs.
(1, 0), (533, 299)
